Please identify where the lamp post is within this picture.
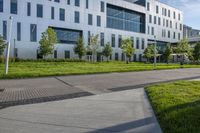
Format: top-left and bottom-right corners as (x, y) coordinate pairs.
(5, 16), (13, 75)
(154, 35), (157, 69)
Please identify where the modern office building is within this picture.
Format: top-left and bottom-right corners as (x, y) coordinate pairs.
(0, 0), (183, 61)
(183, 25), (200, 38)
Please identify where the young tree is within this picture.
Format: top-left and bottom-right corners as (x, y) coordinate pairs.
(174, 38), (192, 64)
(121, 38), (135, 64)
(193, 43), (200, 63)
(0, 35), (6, 63)
(0, 35), (6, 57)
(143, 45), (154, 63)
(87, 34), (100, 62)
(39, 27), (57, 58)
(74, 37), (86, 59)
(102, 42), (113, 62)
(163, 43), (173, 64)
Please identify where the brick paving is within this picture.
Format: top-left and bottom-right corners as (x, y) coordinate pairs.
(0, 78), (93, 108)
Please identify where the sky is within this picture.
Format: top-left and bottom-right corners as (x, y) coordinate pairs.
(160, 0), (200, 29)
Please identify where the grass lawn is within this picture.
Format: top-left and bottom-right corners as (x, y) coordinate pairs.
(0, 61), (200, 79)
(146, 81), (200, 133)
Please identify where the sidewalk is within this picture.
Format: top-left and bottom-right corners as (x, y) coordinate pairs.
(0, 88), (162, 133)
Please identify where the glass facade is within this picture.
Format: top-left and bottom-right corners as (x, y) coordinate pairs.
(52, 27), (82, 44)
(107, 4), (145, 33)
(124, 0), (146, 7)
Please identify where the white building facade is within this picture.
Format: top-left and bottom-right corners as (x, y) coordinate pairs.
(0, 0), (183, 61)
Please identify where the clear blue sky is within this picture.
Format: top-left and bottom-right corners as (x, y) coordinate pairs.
(160, 0), (200, 29)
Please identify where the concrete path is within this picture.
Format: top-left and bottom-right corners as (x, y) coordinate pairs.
(0, 88), (162, 133)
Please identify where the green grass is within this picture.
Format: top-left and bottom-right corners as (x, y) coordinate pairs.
(146, 81), (200, 133)
(0, 61), (200, 79)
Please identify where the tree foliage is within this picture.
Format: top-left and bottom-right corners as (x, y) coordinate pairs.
(87, 34), (100, 62)
(102, 42), (113, 62)
(174, 38), (193, 62)
(39, 28), (57, 58)
(121, 38), (135, 64)
(193, 43), (200, 62)
(74, 37), (86, 59)
(163, 43), (173, 64)
(143, 45), (155, 63)
(0, 35), (6, 56)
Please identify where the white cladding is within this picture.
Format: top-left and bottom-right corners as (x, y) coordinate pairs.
(0, 0), (183, 60)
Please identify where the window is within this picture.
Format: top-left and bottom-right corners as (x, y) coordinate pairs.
(115, 53), (119, 60)
(74, 11), (80, 23)
(142, 39), (145, 49)
(168, 10), (170, 17)
(118, 35), (122, 48)
(65, 51), (70, 59)
(59, 8), (65, 21)
(178, 13), (181, 21)
(147, 2), (150, 11)
(27, 2), (31, 16)
(111, 34), (115, 47)
(52, 27), (82, 44)
(131, 37), (134, 48)
(3, 21), (7, 40)
(37, 4), (43, 18)
(88, 31), (91, 45)
(180, 24), (182, 31)
(97, 16), (101, 27)
(173, 32), (176, 39)
(14, 48), (18, 58)
(173, 12), (176, 19)
(54, 0), (60, 2)
(67, 0), (70, 5)
(30, 24), (37, 42)
(17, 22), (21, 41)
(0, 0), (3, 12)
(136, 38), (139, 49)
(148, 26), (150, 34)
(178, 33), (181, 40)
(166, 20), (169, 27)
(75, 0), (80, 7)
(86, 0), (89, 9)
(100, 1), (104, 12)
(156, 6), (159, 14)
(51, 7), (55, 19)
(151, 27), (154, 35)
(158, 17), (161, 25)
(149, 15), (152, 23)
(107, 4), (145, 33)
(10, 0), (17, 14)
(154, 16), (156, 24)
(168, 31), (170, 38)
(100, 32), (104, 46)
(170, 21), (172, 28)
(54, 50), (57, 59)
(88, 14), (93, 25)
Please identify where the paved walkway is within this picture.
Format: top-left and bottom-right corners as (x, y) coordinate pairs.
(1, 68), (200, 133)
(1, 68), (200, 108)
(0, 89), (162, 133)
